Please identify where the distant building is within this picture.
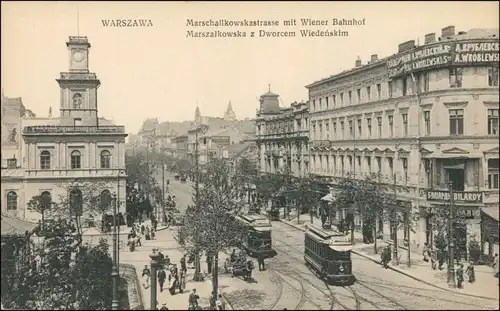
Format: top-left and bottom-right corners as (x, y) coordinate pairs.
(1, 36), (128, 222)
(174, 135), (188, 160)
(223, 101), (237, 121)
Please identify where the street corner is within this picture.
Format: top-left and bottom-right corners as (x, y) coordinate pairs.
(220, 269), (282, 310)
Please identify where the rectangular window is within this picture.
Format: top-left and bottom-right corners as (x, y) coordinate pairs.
(388, 157), (394, 177)
(402, 113), (408, 136)
(488, 67), (499, 87)
(377, 117), (382, 138)
(71, 154), (81, 169)
(325, 122), (330, 139)
(366, 156), (372, 173)
(325, 96), (329, 109)
(488, 109), (499, 135)
(333, 95), (336, 107)
(340, 93), (344, 106)
(340, 121), (345, 139)
(348, 91), (352, 105)
(488, 158), (499, 189)
(424, 111), (431, 136)
(356, 156), (361, 170)
(388, 81), (393, 98)
(423, 72), (430, 92)
(319, 124), (323, 139)
(319, 98), (322, 110)
(402, 78), (407, 96)
(357, 89), (361, 104)
(367, 118), (372, 137)
(313, 100), (316, 111)
(449, 109), (464, 135)
(333, 122), (337, 138)
(376, 156), (382, 174)
(312, 124), (316, 139)
(357, 119), (362, 137)
(376, 84), (381, 99)
(348, 120), (354, 138)
(449, 68), (463, 88)
(388, 115), (394, 137)
(402, 158), (408, 183)
(74, 118), (82, 126)
(367, 86), (371, 101)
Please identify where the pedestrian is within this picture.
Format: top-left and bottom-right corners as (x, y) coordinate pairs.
(422, 243), (430, 262)
(145, 227), (151, 240)
(456, 263), (464, 289)
(216, 294), (226, 310)
(158, 267), (167, 292)
(465, 261), (475, 283)
(142, 264), (151, 289)
(168, 271), (178, 295)
(430, 249), (437, 270)
(189, 288), (199, 310)
(180, 255), (187, 273)
(207, 254), (213, 275)
(437, 248), (446, 270)
(493, 253), (499, 278)
(257, 251), (265, 271)
(178, 268), (186, 293)
(141, 224), (145, 235)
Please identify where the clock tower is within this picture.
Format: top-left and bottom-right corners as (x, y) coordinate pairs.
(57, 36), (100, 126)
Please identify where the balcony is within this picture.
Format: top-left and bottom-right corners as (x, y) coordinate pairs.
(23, 125), (126, 135)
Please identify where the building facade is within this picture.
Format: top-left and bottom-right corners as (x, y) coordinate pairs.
(255, 89), (309, 178)
(1, 36), (128, 222)
(306, 26), (499, 255)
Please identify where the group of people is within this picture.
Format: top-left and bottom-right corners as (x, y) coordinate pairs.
(128, 220), (157, 252)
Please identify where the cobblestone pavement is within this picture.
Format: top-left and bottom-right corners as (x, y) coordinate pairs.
(271, 221), (499, 310)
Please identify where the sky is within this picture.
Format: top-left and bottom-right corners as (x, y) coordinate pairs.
(2, 1), (499, 134)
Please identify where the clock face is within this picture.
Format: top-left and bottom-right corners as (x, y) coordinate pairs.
(73, 51), (85, 62)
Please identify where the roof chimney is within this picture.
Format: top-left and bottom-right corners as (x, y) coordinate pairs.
(424, 33), (436, 44)
(355, 56), (362, 68)
(398, 40), (416, 53)
(370, 54), (378, 63)
(441, 25), (455, 38)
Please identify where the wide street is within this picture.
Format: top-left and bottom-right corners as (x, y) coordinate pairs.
(158, 170), (498, 310)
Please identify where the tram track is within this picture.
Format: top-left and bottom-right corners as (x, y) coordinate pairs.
(267, 268), (285, 310)
(267, 267), (307, 310)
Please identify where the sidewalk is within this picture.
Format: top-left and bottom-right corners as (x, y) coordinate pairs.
(267, 209), (499, 301)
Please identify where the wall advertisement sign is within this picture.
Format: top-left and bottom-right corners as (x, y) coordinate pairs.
(387, 39), (499, 78)
(425, 190), (484, 204)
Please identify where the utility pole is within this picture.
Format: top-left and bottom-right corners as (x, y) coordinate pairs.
(447, 181), (457, 288)
(162, 163), (165, 224)
(392, 173), (399, 266)
(193, 124), (208, 282)
(111, 193), (119, 310)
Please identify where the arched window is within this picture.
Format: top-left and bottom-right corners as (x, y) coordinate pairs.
(70, 188), (83, 216)
(40, 151), (51, 170)
(100, 190), (112, 211)
(7, 191), (18, 210)
(73, 93), (83, 109)
(100, 150), (111, 169)
(71, 150), (82, 169)
(40, 191), (52, 211)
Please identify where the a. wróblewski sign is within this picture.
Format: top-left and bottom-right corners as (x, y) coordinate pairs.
(425, 190), (483, 204)
(388, 39), (499, 78)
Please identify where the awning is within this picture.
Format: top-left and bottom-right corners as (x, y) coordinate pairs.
(1, 215), (38, 236)
(321, 193), (335, 202)
(482, 206), (499, 222)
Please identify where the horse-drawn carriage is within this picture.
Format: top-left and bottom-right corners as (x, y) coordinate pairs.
(224, 250), (254, 281)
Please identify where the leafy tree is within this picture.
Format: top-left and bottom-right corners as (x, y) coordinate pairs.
(289, 175), (323, 223)
(1, 219), (113, 310)
(178, 157), (247, 305)
(27, 192), (54, 230)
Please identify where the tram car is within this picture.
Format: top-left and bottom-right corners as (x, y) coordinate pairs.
(304, 224), (355, 285)
(235, 214), (277, 258)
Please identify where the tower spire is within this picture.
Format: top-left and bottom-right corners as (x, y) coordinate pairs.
(268, 84), (271, 92)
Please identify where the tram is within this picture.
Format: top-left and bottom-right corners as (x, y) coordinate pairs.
(235, 213), (277, 258)
(304, 224), (355, 285)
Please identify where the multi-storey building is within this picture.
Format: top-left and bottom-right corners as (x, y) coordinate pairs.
(174, 135), (188, 160)
(307, 26), (499, 255)
(1, 36), (128, 222)
(255, 88), (309, 178)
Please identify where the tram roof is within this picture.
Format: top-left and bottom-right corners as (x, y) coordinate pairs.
(235, 213), (271, 227)
(306, 224), (352, 250)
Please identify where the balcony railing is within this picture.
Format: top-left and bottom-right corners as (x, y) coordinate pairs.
(23, 125), (125, 134)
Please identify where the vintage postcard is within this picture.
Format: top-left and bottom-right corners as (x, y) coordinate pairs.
(1, 1), (499, 310)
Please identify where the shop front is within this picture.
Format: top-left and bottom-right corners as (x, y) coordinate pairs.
(425, 189), (483, 261)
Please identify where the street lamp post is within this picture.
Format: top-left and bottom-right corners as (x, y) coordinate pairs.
(392, 173), (399, 266)
(447, 182), (457, 288)
(111, 192), (119, 310)
(194, 124), (208, 282)
(149, 250), (161, 310)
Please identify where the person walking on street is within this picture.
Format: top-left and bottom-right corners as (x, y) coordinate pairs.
(430, 249), (437, 270)
(158, 268), (167, 292)
(142, 264), (151, 289)
(180, 255), (187, 273)
(456, 263), (464, 289)
(257, 251), (265, 271)
(178, 268), (186, 293)
(189, 288), (199, 310)
(422, 243), (430, 263)
(466, 261), (476, 283)
(493, 253), (499, 278)
(207, 254), (213, 275)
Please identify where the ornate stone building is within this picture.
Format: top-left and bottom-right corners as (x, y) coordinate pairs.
(1, 36), (128, 222)
(255, 88), (309, 177)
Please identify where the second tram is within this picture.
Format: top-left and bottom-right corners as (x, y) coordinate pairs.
(304, 224), (355, 285)
(235, 213), (277, 258)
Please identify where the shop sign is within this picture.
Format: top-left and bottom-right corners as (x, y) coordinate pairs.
(387, 39), (499, 78)
(425, 190), (483, 204)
